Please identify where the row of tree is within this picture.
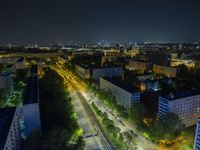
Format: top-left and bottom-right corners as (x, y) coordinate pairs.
(91, 102), (127, 149)
(23, 68), (85, 150)
(129, 103), (183, 143)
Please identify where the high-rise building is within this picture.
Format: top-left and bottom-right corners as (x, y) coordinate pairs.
(158, 90), (200, 127)
(0, 107), (22, 150)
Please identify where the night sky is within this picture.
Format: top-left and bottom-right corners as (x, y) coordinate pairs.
(0, 0), (200, 44)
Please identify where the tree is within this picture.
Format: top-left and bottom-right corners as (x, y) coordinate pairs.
(0, 98), (4, 108)
(162, 112), (183, 133)
(16, 69), (29, 83)
(43, 128), (69, 150)
(178, 64), (189, 79)
(24, 68), (85, 150)
(129, 103), (147, 126)
(39, 69), (78, 132)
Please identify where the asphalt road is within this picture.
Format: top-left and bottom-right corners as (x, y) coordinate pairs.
(54, 62), (158, 150)
(54, 63), (115, 150)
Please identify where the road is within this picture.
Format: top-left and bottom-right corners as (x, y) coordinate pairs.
(54, 63), (115, 150)
(54, 62), (158, 150)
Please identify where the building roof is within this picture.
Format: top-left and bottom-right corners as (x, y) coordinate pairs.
(101, 77), (139, 93)
(161, 90), (200, 101)
(24, 65), (38, 104)
(0, 107), (16, 150)
(76, 63), (122, 70)
(31, 65), (37, 74)
(24, 76), (38, 104)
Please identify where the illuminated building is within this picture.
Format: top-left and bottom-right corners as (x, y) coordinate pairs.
(103, 49), (120, 56)
(100, 77), (140, 109)
(158, 90), (200, 127)
(153, 64), (179, 77)
(170, 59), (195, 68)
(124, 48), (140, 57)
(126, 60), (151, 72)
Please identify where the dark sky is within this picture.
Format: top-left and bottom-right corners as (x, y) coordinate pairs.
(0, 0), (200, 44)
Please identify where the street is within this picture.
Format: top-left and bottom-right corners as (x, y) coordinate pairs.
(54, 62), (158, 150)
(54, 63), (115, 150)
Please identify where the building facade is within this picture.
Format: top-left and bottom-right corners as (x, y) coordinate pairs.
(158, 90), (200, 127)
(153, 64), (179, 77)
(0, 73), (14, 100)
(127, 60), (151, 72)
(194, 119), (200, 150)
(16, 58), (26, 69)
(75, 64), (90, 79)
(0, 107), (22, 150)
(100, 77), (140, 109)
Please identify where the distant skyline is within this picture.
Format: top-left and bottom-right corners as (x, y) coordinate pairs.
(0, 0), (200, 44)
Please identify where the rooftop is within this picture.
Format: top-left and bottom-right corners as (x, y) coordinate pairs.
(0, 107), (16, 150)
(76, 63), (122, 69)
(31, 65), (37, 74)
(161, 90), (200, 101)
(101, 77), (139, 93)
(24, 76), (38, 104)
(24, 65), (38, 104)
